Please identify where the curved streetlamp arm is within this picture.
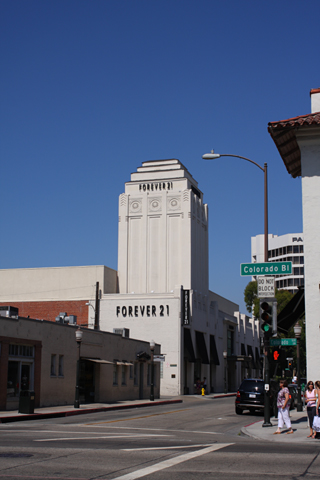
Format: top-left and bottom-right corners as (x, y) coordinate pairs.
(202, 152), (268, 263)
(202, 153), (265, 173)
(218, 154), (265, 173)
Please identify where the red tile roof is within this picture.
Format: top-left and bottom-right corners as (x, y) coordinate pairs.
(269, 112), (320, 129)
(268, 112), (320, 178)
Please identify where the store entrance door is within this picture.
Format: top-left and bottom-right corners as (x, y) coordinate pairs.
(21, 364), (31, 391)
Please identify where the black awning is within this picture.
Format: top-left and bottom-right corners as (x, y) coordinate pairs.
(195, 331), (209, 364)
(184, 328), (196, 363)
(247, 345), (254, 365)
(241, 343), (247, 356)
(277, 287), (305, 334)
(210, 335), (220, 365)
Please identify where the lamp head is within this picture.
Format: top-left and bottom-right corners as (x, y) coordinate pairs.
(75, 327), (83, 344)
(202, 153), (221, 160)
(294, 322), (302, 338)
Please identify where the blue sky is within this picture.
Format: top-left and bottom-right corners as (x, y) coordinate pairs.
(1, 0), (319, 314)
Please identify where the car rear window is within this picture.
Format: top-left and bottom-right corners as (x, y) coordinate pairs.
(240, 380), (264, 392)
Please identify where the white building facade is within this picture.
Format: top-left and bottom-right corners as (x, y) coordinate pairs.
(251, 233), (304, 295)
(268, 88), (320, 382)
(100, 159), (260, 395)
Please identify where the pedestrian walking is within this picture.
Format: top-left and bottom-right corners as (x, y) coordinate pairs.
(314, 381), (320, 413)
(305, 380), (317, 438)
(274, 379), (293, 435)
(312, 380), (320, 438)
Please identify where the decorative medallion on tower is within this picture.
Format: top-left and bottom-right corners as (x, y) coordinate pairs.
(167, 196), (181, 211)
(129, 199), (142, 214)
(148, 197), (162, 213)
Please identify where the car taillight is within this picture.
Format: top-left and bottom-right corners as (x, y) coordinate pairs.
(236, 390), (240, 398)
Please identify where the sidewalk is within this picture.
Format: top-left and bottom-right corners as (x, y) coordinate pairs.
(0, 398), (182, 424)
(241, 408), (320, 443)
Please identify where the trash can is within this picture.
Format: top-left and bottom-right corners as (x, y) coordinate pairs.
(19, 390), (35, 414)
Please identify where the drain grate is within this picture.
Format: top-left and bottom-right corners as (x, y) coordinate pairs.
(0, 453), (34, 458)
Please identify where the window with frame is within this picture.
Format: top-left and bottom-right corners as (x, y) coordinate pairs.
(227, 329), (234, 357)
(121, 365), (126, 385)
(113, 364), (118, 385)
(9, 344), (34, 357)
(58, 355), (64, 377)
(51, 354), (56, 376)
(129, 363), (133, 379)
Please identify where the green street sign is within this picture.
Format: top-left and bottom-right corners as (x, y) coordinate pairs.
(240, 262), (292, 276)
(270, 338), (297, 346)
(270, 338), (281, 346)
(281, 338), (297, 346)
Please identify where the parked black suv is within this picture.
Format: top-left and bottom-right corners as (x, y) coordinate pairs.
(235, 378), (278, 415)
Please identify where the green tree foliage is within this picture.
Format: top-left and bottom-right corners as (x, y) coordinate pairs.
(244, 280), (294, 317)
(244, 281), (259, 317)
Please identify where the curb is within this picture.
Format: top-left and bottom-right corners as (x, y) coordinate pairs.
(211, 393), (236, 399)
(0, 399), (183, 424)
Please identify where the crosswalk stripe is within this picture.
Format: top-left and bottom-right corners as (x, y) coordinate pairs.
(111, 443), (233, 480)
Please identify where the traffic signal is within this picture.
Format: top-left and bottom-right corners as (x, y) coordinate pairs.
(260, 299), (277, 336)
(260, 300), (272, 322)
(260, 300), (272, 339)
(261, 321), (271, 339)
(273, 348), (280, 361)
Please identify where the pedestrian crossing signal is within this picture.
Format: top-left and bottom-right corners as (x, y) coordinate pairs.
(273, 349), (280, 361)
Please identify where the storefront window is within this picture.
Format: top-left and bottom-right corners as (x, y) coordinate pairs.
(7, 361), (19, 397)
(7, 344), (34, 398)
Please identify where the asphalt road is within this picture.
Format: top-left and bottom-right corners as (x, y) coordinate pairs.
(0, 396), (319, 480)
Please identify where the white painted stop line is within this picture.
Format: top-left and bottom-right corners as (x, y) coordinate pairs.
(111, 443), (233, 480)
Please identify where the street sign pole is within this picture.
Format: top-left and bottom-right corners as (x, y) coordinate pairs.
(263, 337), (272, 427)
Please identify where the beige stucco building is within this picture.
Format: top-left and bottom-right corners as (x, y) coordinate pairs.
(1, 314), (160, 411)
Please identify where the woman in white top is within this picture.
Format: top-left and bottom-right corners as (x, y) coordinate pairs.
(305, 381), (317, 438)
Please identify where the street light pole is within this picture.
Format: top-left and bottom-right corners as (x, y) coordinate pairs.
(150, 340), (155, 401)
(74, 327), (83, 408)
(202, 151), (271, 425)
(223, 350), (227, 394)
(294, 322), (303, 412)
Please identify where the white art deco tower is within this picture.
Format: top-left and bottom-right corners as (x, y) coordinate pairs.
(118, 159), (209, 296)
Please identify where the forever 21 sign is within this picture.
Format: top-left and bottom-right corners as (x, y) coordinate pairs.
(116, 305), (169, 318)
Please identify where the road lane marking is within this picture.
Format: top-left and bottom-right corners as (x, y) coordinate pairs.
(35, 434), (172, 442)
(110, 443), (233, 480)
(122, 443), (214, 451)
(84, 425), (221, 435)
(85, 409), (189, 425)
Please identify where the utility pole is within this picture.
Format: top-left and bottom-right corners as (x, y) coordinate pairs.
(94, 281), (100, 330)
